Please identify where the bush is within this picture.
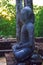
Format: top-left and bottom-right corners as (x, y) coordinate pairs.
(34, 6), (43, 37)
(0, 1), (16, 38)
(0, 0), (43, 38)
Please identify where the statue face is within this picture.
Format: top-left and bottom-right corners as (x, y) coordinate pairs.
(20, 6), (32, 23)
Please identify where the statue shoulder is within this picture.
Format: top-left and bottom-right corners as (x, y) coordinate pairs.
(27, 22), (34, 30)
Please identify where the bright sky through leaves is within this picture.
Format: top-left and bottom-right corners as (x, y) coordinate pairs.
(9, 0), (43, 6)
(33, 0), (43, 6)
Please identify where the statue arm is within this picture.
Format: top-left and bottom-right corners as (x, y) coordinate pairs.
(20, 24), (34, 48)
(17, 24), (34, 48)
(27, 24), (34, 47)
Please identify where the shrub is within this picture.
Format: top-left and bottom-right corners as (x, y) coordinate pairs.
(0, 1), (16, 38)
(34, 6), (43, 37)
(0, 1), (43, 38)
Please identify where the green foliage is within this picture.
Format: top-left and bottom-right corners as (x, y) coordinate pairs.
(0, 16), (16, 37)
(0, 0), (16, 37)
(0, 0), (43, 37)
(34, 6), (43, 37)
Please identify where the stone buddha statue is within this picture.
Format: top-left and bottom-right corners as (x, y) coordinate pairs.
(12, 6), (35, 65)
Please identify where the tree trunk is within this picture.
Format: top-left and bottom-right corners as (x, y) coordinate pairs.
(16, 0), (35, 43)
(24, 0), (33, 9)
(16, 0), (23, 42)
(24, 0), (35, 24)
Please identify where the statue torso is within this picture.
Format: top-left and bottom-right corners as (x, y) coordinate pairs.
(21, 22), (33, 43)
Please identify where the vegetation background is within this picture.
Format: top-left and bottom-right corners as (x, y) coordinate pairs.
(0, 0), (43, 38)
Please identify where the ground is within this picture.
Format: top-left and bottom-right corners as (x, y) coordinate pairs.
(0, 57), (6, 65)
(0, 57), (43, 65)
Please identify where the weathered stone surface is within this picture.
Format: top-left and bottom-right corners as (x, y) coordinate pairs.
(12, 6), (34, 65)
